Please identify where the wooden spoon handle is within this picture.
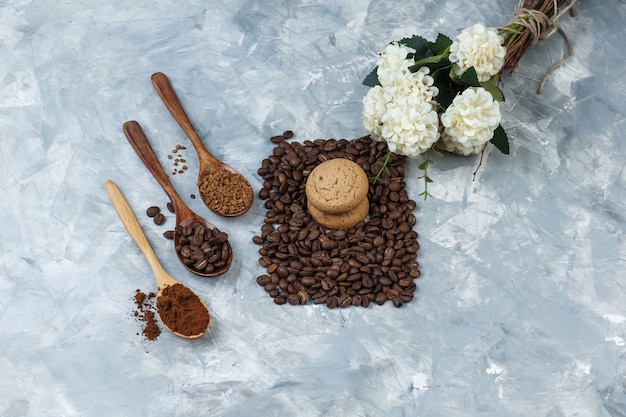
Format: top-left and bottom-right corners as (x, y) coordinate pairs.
(104, 180), (168, 278)
(122, 120), (192, 218)
(151, 72), (220, 166)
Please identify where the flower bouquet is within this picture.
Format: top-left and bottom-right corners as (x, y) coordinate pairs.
(362, 0), (577, 198)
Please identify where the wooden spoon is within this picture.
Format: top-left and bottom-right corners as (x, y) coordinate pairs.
(104, 180), (210, 339)
(122, 120), (232, 277)
(151, 71), (253, 217)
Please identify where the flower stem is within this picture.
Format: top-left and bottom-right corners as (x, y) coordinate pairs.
(369, 150), (393, 184)
(417, 156), (435, 200)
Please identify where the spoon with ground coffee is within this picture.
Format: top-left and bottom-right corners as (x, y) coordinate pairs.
(151, 72), (254, 217)
(105, 180), (210, 339)
(122, 120), (232, 277)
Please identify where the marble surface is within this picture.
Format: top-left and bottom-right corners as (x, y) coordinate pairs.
(2, 0), (626, 415)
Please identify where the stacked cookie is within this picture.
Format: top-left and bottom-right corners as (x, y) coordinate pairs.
(305, 158), (370, 229)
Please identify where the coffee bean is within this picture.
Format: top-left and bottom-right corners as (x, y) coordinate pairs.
(147, 206), (160, 217)
(166, 202), (175, 213)
(257, 275), (271, 286)
(163, 230), (175, 240)
(283, 130), (294, 139)
(153, 213), (165, 225)
(338, 293), (351, 308)
(253, 135), (420, 308)
(271, 135), (285, 143)
(297, 289), (309, 304)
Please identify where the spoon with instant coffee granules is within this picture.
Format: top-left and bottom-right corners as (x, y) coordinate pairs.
(123, 120), (233, 277)
(151, 72), (254, 217)
(105, 180), (210, 339)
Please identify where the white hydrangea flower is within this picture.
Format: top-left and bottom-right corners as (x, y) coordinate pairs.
(380, 97), (440, 157)
(385, 66), (439, 103)
(362, 85), (388, 140)
(439, 87), (501, 155)
(449, 23), (506, 82)
(376, 42), (415, 87)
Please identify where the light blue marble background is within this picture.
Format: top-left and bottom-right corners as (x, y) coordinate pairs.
(2, 0), (625, 415)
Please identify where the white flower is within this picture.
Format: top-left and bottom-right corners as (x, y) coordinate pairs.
(449, 23), (506, 82)
(385, 66), (439, 103)
(362, 85), (388, 140)
(364, 43), (441, 158)
(439, 87), (501, 155)
(376, 42), (415, 87)
(380, 97), (440, 157)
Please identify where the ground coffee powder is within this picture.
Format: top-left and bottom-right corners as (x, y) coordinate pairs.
(157, 283), (210, 337)
(132, 289), (161, 341)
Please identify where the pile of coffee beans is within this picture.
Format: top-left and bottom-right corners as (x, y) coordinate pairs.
(253, 135), (420, 308)
(175, 221), (230, 274)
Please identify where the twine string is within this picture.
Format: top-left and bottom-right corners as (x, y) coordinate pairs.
(500, 0), (577, 93)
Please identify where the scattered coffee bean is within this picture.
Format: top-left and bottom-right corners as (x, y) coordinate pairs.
(253, 135), (420, 308)
(271, 135), (285, 143)
(163, 230), (175, 240)
(166, 201), (175, 213)
(146, 206), (160, 217)
(153, 212), (165, 225)
(283, 130), (294, 139)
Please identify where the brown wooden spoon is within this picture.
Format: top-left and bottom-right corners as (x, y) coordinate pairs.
(122, 120), (232, 277)
(105, 180), (210, 339)
(151, 71), (253, 217)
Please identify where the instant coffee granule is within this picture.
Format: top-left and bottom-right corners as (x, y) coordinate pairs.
(169, 144), (188, 175)
(253, 135), (421, 308)
(157, 283), (210, 337)
(198, 170), (253, 215)
(132, 289), (161, 341)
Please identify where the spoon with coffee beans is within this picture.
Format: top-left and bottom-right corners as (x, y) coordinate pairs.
(105, 180), (210, 339)
(122, 120), (232, 277)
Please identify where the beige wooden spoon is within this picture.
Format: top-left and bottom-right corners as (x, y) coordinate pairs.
(122, 120), (232, 277)
(151, 71), (253, 217)
(105, 180), (209, 339)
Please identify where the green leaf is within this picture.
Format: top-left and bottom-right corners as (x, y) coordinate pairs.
(431, 33), (452, 55)
(425, 176), (433, 183)
(399, 35), (433, 58)
(412, 54), (444, 66)
(480, 79), (505, 102)
(457, 67), (481, 87)
(431, 148), (444, 158)
(418, 161), (428, 170)
(490, 125), (510, 155)
(410, 56), (452, 74)
(363, 67), (380, 87)
(435, 82), (459, 109)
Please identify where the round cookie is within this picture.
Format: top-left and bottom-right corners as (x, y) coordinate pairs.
(305, 158), (369, 214)
(308, 197), (369, 230)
